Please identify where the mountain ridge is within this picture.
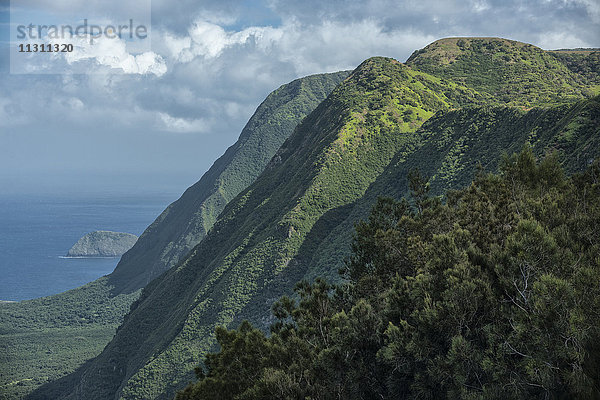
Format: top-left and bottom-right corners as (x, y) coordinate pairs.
(298, 96), (600, 283)
(42, 56), (474, 400)
(109, 71), (350, 294)
(0, 71), (349, 400)
(407, 37), (600, 105)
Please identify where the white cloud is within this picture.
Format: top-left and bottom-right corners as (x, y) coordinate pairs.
(163, 33), (192, 60)
(272, 19), (435, 75)
(50, 35), (167, 76)
(160, 17), (433, 76)
(158, 112), (211, 133)
(577, 0), (600, 22)
(535, 31), (593, 49)
(2, 0), (599, 183)
(471, 0), (491, 12)
(168, 20), (283, 62)
(67, 97), (85, 110)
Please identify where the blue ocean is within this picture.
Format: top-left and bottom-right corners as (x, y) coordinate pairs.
(0, 190), (179, 301)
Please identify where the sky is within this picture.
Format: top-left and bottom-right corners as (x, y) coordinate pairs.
(0, 0), (599, 194)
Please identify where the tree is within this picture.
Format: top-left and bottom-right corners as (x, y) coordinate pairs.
(177, 150), (600, 399)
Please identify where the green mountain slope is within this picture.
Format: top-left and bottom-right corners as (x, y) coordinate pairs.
(406, 37), (599, 105)
(0, 71), (348, 400)
(109, 71), (350, 294)
(548, 49), (600, 88)
(300, 97), (600, 283)
(172, 98), (600, 399)
(0, 278), (138, 400)
(27, 38), (600, 400)
(36, 57), (475, 400)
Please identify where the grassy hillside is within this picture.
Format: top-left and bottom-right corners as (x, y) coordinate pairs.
(32, 57), (476, 400)
(23, 38), (600, 400)
(109, 71), (350, 294)
(406, 37), (599, 105)
(0, 72), (347, 400)
(548, 49), (600, 88)
(299, 97), (600, 283)
(0, 277), (138, 400)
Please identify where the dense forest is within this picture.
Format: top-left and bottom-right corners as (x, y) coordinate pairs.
(177, 149), (600, 399)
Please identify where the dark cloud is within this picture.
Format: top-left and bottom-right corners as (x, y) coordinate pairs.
(268, 0), (599, 49)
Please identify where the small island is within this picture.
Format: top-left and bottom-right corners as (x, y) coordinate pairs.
(67, 231), (138, 257)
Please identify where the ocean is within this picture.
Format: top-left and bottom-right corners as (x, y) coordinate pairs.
(0, 190), (179, 301)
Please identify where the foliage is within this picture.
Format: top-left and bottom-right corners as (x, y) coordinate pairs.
(35, 56), (474, 400)
(0, 325), (119, 400)
(0, 277), (139, 399)
(548, 50), (600, 90)
(300, 97), (600, 284)
(407, 38), (598, 106)
(178, 150), (600, 399)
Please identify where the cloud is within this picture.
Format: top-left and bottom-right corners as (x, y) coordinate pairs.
(535, 31), (589, 49)
(158, 112), (211, 133)
(264, 0), (599, 48)
(0, 97), (29, 127)
(568, 0), (600, 22)
(165, 21), (283, 62)
(13, 0), (152, 25)
(160, 18), (434, 76)
(470, 0), (491, 13)
(162, 33), (192, 59)
(66, 97), (84, 110)
(46, 35), (167, 76)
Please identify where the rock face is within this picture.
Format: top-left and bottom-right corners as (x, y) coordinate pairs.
(67, 231), (138, 257)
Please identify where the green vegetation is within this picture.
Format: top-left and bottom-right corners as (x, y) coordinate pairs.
(0, 72), (347, 400)
(177, 150), (600, 399)
(17, 38), (600, 400)
(406, 37), (598, 105)
(0, 277), (139, 399)
(548, 50), (600, 89)
(110, 70), (350, 294)
(1, 326), (118, 400)
(300, 97), (600, 284)
(31, 56), (474, 400)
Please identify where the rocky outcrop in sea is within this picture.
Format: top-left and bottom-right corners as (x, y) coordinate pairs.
(67, 231), (138, 257)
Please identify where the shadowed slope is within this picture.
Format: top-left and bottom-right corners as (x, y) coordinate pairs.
(109, 71), (350, 294)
